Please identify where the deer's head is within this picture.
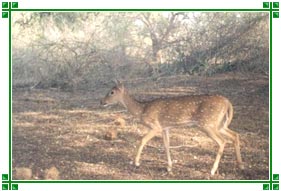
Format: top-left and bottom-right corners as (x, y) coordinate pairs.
(100, 80), (125, 107)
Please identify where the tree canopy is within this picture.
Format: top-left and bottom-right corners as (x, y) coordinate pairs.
(12, 12), (268, 90)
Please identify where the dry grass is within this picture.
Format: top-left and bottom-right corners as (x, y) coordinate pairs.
(12, 74), (269, 180)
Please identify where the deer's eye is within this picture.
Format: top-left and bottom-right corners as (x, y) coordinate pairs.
(110, 91), (114, 95)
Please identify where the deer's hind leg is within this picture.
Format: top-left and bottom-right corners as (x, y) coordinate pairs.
(203, 126), (226, 175)
(219, 128), (244, 169)
(219, 111), (244, 169)
(162, 129), (172, 172)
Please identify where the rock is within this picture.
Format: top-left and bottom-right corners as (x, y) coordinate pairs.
(114, 117), (126, 127)
(14, 167), (32, 180)
(104, 129), (118, 140)
(44, 166), (60, 180)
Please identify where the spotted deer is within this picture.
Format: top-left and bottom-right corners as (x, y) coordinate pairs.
(100, 81), (244, 175)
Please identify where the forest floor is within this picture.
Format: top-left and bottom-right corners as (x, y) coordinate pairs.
(12, 74), (269, 180)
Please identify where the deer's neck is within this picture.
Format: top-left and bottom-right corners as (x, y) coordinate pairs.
(120, 92), (144, 118)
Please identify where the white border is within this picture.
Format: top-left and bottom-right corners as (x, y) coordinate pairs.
(1, 0), (280, 191)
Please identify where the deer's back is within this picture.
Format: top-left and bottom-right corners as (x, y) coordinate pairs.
(141, 95), (231, 128)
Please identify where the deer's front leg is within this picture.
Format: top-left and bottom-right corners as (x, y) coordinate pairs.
(135, 129), (159, 167)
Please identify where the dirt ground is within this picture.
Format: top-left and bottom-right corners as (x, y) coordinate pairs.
(12, 74), (269, 180)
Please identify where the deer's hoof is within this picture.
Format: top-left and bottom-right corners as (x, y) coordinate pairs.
(135, 162), (140, 167)
(167, 166), (172, 172)
(211, 169), (216, 176)
(238, 163), (245, 170)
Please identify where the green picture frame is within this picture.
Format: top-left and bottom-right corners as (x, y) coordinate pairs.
(1, 1), (279, 190)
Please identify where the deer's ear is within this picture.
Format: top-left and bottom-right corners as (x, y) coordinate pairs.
(113, 79), (123, 87)
(118, 83), (125, 92)
(113, 79), (121, 85)
(113, 79), (124, 92)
